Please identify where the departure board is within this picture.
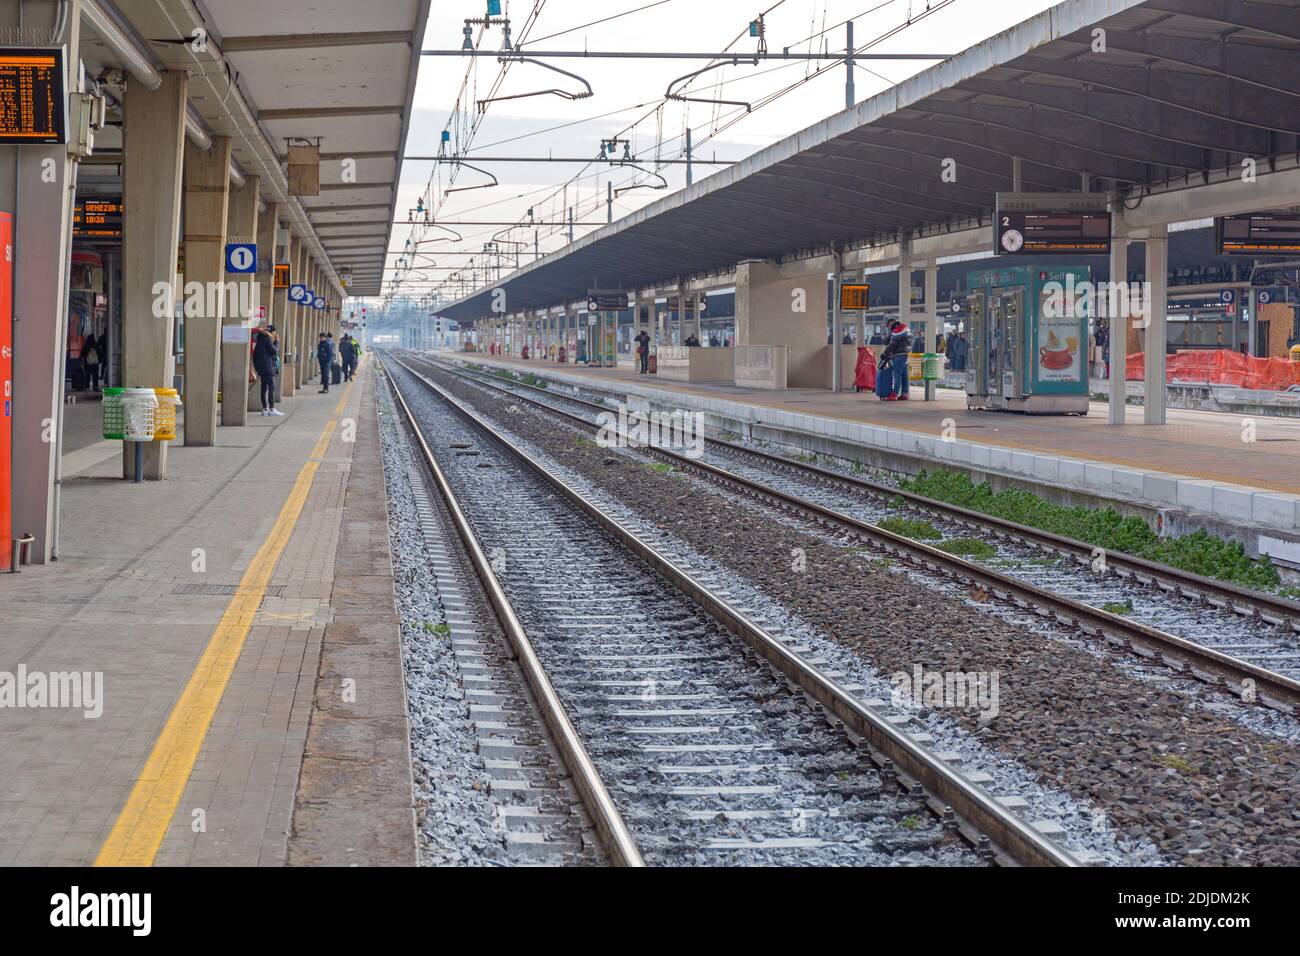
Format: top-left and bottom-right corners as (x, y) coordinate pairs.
(0, 47), (66, 145)
(73, 197), (123, 241)
(839, 283), (871, 311)
(996, 210), (1111, 256)
(1216, 211), (1300, 256)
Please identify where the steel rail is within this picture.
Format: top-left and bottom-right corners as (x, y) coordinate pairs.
(442, 359), (1300, 632)
(427, 355), (1300, 716)
(378, 356), (645, 867)
(390, 353), (1081, 867)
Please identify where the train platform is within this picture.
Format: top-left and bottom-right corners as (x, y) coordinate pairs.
(0, 362), (415, 867)
(446, 352), (1300, 557)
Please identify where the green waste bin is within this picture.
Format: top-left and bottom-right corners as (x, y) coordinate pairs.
(102, 387), (125, 440)
(922, 353), (942, 381)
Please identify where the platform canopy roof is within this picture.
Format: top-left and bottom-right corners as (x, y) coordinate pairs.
(79, 0), (430, 298)
(440, 0), (1300, 322)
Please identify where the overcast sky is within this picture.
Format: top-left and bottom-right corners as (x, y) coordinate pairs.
(380, 0), (1063, 303)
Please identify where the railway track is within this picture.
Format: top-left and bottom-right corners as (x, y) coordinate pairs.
(381, 352), (1093, 867)
(419, 354), (1300, 717)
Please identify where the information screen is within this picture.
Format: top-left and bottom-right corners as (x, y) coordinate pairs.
(997, 210), (1111, 256)
(0, 47), (65, 145)
(72, 197), (123, 241)
(839, 283), (871, 311)
(1216, 212), (1300, 256)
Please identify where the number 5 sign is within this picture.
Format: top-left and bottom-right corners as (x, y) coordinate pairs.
(225, 242), (257, 274)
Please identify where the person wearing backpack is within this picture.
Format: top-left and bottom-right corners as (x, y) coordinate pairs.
(82, 334), (102, 391)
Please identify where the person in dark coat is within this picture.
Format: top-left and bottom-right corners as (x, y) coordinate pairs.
(634, 329), (651, 373)
(340, 334), (358, 381)
(253, 325), (282, 416)
(879, 319), (913, 400)
(81, 334), (102, 391)
(317, 332), (332, 393)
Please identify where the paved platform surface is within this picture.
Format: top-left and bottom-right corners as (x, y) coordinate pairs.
(0, 362), (415, 866)
(457, 353), (1300, 496)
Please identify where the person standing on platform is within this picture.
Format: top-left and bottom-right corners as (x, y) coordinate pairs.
(340, 333), (357, 382)
(317, 332), (332, 394)
(635, 328), (651, 373)
(879, 319), (913, 401)
(82, 334), (102, 392)
(253, 325), (283, 416)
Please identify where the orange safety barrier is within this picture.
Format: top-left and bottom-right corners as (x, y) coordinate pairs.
(1126, 349), (1300, 391)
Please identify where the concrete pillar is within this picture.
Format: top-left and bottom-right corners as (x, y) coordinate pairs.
(121, 70), (187, 481)
(276, 221), (295, 398)
(897, 242), (913, 333)
(294, 244), (308, 387)
(224, 174), (259, 424)
(7, 0), (83, 561)
(306, 258), (318, 380)
(831, 263), (843, 392)
(182, 135), (233, 446)
(1107, 209), (1131, 426)
(1144, 224), (1169, 425)
(257, 202), (285, 399)
(923, 261), (938, 401)
(735, 259), (829, 387)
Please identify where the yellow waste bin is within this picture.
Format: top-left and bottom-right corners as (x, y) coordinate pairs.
(153, 388), (182, 441)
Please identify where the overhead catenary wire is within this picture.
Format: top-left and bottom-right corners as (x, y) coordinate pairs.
(403, 0), (954, 304)
(410, 0), (798, 299)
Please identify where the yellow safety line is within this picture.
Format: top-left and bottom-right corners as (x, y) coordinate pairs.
(94, 383), (354, 867)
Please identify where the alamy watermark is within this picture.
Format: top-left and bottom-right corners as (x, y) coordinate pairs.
(890, 664), (1000, 719)
(1041, 275), (1154, 328)
(595, 404), (705, 459)
(0, 665), (103, 718)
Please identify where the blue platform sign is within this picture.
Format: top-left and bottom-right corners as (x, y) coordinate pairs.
(288, 284), (308, 303)
(313, 295), (326, 310)
(1220, 289), (1235, 305)
(225, 242), (257, 274)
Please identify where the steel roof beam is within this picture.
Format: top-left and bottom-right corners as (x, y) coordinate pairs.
(925, 97), (1204, 170)
(959, 78), (1272, 156)
(1105, 2), (1300, 48)
(871, 116), (1150, 183)
(259, 106), (405, 120)
(1008, 54), (1300, 136)
(747, 171), (957, 225)
(840, 126), (1085, 189)
(770, 156), (989, 217)
(1055, 34), (1300, 97)
(223, 31), (413, 52)
(692, 189), (873, 236)
(804, 143), (1029, 202)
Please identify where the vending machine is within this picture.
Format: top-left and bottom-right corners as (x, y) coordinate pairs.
(964, 264), (1091, 414)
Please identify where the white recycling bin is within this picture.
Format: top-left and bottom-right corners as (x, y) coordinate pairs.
(121, 387), (159, 442)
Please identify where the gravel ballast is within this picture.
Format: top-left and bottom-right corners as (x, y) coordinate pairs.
(419, 358), (1300, 866)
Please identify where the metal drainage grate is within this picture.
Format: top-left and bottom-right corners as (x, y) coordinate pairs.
(171, 583), (285, 597)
